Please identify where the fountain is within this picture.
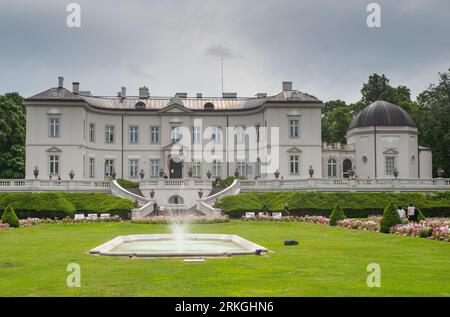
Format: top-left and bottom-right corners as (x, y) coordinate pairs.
(90, 204), (267, 257)
(91, 182), (267, 257)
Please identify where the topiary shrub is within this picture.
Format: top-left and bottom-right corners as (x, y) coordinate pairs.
(380, 201), (402, 233)
(329, 204), (346, 226)
(1, 205), (19, 228)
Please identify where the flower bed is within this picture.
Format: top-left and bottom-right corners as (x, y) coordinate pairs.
(431, 226), (450, 242)
(391, 223), (433, 238)
(240, 215), (328, 224)
(12, 216), (123, 227)
(0, 223), (10, 230)
(297, 215), (330, 225)
(131, 215), (229, 225)
(337, 219), (379, 232)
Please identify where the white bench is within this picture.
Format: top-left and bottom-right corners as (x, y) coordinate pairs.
(245, 212), (255, 218)
(272, 212), (282, 219)
(100, 214), (111, 219)
(87, 214), (98, 219)
(74, 214), (85, 220)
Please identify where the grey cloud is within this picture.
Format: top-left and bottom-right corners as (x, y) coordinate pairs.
(0, 0), (449, 102)
(205, 45), (234, 59)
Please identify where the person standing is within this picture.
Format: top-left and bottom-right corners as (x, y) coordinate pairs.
(407, 203), (416, 222)
(397, 206), (405, 220)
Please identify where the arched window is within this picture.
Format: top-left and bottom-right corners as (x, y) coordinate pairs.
(204, 102), (214, 111)
(327, 158), (337, 178)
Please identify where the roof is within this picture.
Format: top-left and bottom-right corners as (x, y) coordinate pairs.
(26, 87), (321, 111)
(27, 87), (83, 101)
(348, 100), (416, 130)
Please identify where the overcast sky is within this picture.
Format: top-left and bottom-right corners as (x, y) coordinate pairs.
(0, 0), (449, 103)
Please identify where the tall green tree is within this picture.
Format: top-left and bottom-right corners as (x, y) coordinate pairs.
(0, 93), (25, 179)
(358, 73), (415, 113)
(321, 100), (352, 144)
(415, 69), (450, 177)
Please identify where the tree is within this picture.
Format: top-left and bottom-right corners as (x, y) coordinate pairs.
(415, 69), (450, 177)
(1, 205), (19, 228)
(379, 201), (402, 233)
(358, 73), (415, 113)
(329, 204), (346, 226)
(0, 93), (25, 179)
(321, 100), (352, 144)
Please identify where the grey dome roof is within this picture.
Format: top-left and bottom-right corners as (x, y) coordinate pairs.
(348, 100), (416, 130)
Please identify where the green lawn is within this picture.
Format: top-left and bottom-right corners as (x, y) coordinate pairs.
(0, 221), (449, 297)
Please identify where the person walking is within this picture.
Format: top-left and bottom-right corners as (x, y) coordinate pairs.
(397, 206), (405, 220)
(407, 203), (416, 222)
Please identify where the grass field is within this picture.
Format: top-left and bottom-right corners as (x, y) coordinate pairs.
(0, 221), (449, 297)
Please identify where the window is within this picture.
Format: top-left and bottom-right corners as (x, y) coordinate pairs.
(212, 160), (221, 178)
(385, 156), (396, 175)
(171, 127), (181, 142)
(150, 159), (159, 177)
(129, 159), (139, 178)
(151, 126), (159, 144)
(89, 123), (95, 142)
(49, 155), (59, 175)
(129, 126), (139, 144)
(290, 155), (299, 174)
(289, 119), (299, 138)
(327, 158), (337, 178)
(105, 159), (114, 178)
(192, 161), (201, 177)
(49, 118), (60, 137)
(192, 127), (201, 143)
(105, 125), (114, 143)
(236, 126), (245, 144)
(89, 158), (95, 178)
(212, 127), (221, 143)
(237, 161), (246, 178)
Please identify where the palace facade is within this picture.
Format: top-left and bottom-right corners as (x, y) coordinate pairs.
(24, 77), (432, 182)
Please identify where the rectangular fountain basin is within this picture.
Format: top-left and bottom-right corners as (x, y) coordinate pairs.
(90, 234), (268, 257)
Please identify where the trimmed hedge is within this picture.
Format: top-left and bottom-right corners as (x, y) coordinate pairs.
(116, 178), (140, 189)
(1, 205), (19, 228)
(380, 201), (402, 233)
(0, 193), (133, 219)
(218, 191), (450, 218)
(329, 204), (346, 226)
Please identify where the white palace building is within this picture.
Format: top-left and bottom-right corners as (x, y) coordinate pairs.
(7, 76), (442, 214)
(24, 77), (432, 182)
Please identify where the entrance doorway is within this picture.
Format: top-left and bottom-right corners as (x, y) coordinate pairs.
(343, 159), (352, 178)
(169, 159), (182, 178)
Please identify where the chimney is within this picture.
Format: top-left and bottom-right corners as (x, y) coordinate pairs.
(222, 92), (237, 98)
(121, 87), (126, 99)
(58, 76), (64, 88)
(282, 81), (293, 91)
(175, 92), (187, 98)
(139, 86), (149, 99)
(196, 93), (203, 98)
(72, 82), (80, 94)
(256, 93), (267, 98)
